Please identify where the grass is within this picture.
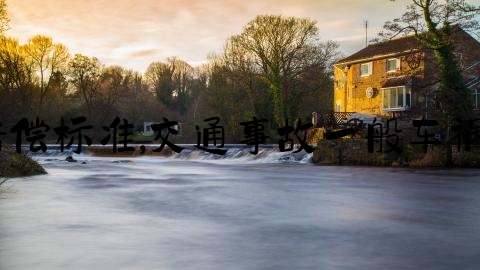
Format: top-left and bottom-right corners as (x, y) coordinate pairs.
(0, 147), (46, 178)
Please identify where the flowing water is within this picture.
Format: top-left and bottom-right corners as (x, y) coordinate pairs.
(1, 146), (480, 270)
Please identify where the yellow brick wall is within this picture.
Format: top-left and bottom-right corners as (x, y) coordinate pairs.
(334, 52), (426, 116)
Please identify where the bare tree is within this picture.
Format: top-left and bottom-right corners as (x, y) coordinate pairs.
(226, 15), (338, 126)
(379, 0), (480, 122)
(68, 53), (102, 116)
(0, 36), (35, 126)
(25, 35), (70, 111)
(145, 57), (198, 118)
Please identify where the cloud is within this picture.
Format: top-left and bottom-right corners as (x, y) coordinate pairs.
(128, 49), (161, 58)
(6, 0), (414, 71)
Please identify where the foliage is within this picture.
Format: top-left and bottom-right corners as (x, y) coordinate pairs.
(223, 15), (338, 127)
(200, 15), (338, 138)
(0, 6), (338, 143)
(68, 54), (102, 115)
(0, 147), (46, 178)
(0, 36), (35, 128)
(202, 55), (268, 140)
(0, 0), (8, 35)
(145, 57), (202, 118)
(407, 146), (446, 167)
(25, 35), (70, 111)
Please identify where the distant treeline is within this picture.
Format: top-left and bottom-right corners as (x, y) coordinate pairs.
(0, 15), (338, 143)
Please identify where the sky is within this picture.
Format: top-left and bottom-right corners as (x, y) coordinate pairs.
(7, 0), (413, 72)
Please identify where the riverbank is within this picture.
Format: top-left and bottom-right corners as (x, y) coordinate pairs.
(0, 147), (46, 178)
(313, 138), (480, 168)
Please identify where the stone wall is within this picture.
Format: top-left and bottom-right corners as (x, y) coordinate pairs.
(313, 137), (480, 168)
(313, 138), (403, 166)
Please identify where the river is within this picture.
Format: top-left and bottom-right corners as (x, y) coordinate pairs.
(1, 147), (480, 269)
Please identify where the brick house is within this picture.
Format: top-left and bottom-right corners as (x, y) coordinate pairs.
(333, 26), (480, 119)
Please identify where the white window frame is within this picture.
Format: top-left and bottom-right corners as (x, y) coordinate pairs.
(473, 87), (480, 110)
(360, 62), (372, 77)
(382, 86), (411, 111)
(386, 58), (400, 73)
(335, 101), (341, 112)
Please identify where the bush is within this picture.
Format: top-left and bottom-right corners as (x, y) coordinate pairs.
(408, 146), (446, 168)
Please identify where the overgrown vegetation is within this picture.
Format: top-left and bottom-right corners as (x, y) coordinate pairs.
(0, 147), (46, 178)
(379, 0), (480, 126)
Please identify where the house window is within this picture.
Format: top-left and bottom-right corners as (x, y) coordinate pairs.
(382, 86), (411, 111)
(360, 62), (372, 77)
(386, 58), (400, 73)
(473, 87), (480, 110)
(335, 101), (341, 112)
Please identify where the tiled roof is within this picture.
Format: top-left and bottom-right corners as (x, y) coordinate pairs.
(381, 75), (416, 88)
(337, 25), (474, 64)
(337, 35), (423, 64)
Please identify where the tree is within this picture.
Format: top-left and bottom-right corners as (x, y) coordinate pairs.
(97, 65), (126, 108)
(25, 35), (70, 111)
(293, 40), (339, 117)
(0, 36), (35, 125)
(379, 0), (480, 123)
(0, 0), (9, 35)
(117, 70), (160, 131)
(68, 54), (102, 116)
(202, 54), (266, 141)
(45, 70), (69, 113)
(145, 57), (199, 118)
(95, 65), (149, 124)
(226, 15), (338, 126)
(221, 42), (271, 119)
